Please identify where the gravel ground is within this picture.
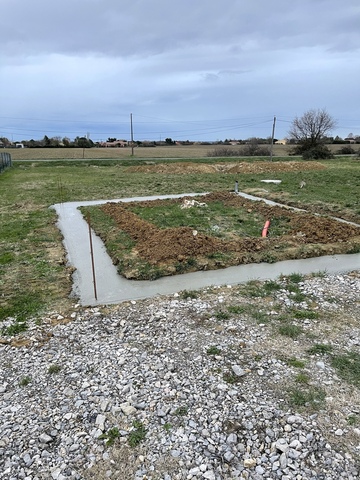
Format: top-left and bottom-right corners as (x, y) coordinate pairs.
(1, 271), (360, 480)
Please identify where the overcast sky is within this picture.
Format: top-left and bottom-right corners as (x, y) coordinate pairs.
(1, 0), (360, 142)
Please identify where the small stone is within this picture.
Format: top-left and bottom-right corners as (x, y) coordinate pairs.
(224, 451), (235, 462)
(50, 467), (62, 479)
(203, 471), (216, 480)
(335, 429), (344, 436)
(227, 433), (237, 444)
(120, 403), (137, 416)
(95, 414), (106, 431)
(39, 433), (53, 444)
(232, 365), (247, 377)
(275, 438), (289, 453)
(244, 458), (257, 468)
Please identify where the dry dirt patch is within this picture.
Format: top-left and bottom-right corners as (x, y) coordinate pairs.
(125, 161), (326, 175)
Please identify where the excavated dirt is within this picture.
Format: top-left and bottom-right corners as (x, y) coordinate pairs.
(125, 161), (326, 174)
(96, 192), (360, 280)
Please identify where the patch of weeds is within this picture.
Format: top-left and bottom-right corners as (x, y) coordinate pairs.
(311, 270), (328, 278)
(227, 305), (249, 315)
(262, 252), (277, 263)
(286, 273), (304, 284)
(240, 279), (283, 298)
(347, 243), (360, 254)
(179, 290), (198, 300)
(0, 251), (14, 265)
(288, 386), (326, 410)
(295, 373), (310, 384)
(251, 310), (270, 324)
(175, 257), (198, 274)
(207, 251), (232, 261)
(223, 371), (240, 384)
(286, 357), (306, 368)
(136, 262), (164, 281)
(278, 323), (303, 339)
(0, 291), (44, 323)
(347, 415), (359, 426)
(206, 346), (222, 356)
(19, 376), (32, 387)
(48, 364), (61, 374)
(173, 406), (188, 416)
(307, 344), (333, 355)
(214, 310), (230, 320)
(186, 257), (197, 267)
(291, 291), (307, 303)
(163, 423), (172, 432)
(99, 427), (120, 447)
(331, 351), (360, 388)
(293, 309), (319, 320)
(128, 421), (146, 448)
(239, 280), (266, 298)
(2, 321), (28, 336)
(263, 280), (282, 294)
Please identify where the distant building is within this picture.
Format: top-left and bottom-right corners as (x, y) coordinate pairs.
(15, 143), (24, 148)
(275, 139), (288, 145)
(99, 140), (128, 148)
(344, 134), (356, 144)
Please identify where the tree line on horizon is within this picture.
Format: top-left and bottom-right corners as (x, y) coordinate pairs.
(1, 110), (359, 159)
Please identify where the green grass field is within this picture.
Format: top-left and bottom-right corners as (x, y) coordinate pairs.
(0, 155), (359, 334)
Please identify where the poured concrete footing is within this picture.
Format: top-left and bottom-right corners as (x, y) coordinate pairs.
(52, 193), (360, 306)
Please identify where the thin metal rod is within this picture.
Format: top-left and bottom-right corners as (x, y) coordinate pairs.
(87, 213), (98, 301)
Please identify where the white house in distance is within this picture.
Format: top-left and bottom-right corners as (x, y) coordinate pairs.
(98, 140), (128, 148)
(275, 139), (288, 145)
(344, 133), (358, 144)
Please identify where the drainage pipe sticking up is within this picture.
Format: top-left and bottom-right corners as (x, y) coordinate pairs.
(262, 220), (271, 238)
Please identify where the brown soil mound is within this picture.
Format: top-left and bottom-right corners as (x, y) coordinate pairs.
(125, 161), (326, 175)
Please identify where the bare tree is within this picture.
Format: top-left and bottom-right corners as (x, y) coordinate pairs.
(289, 108), (336, 159)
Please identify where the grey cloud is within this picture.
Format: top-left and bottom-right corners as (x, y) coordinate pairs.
(2, 0), (360, 59)
(1, 0), (360, 142)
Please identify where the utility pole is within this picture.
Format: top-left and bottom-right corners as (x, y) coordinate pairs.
(130, 113), (134, 156)
(270, 116), (276, 161)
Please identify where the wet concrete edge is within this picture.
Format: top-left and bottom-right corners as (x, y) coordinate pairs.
(51, 193), (360, 306)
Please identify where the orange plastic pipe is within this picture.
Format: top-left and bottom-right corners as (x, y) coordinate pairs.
(261, 220), (270, 237)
